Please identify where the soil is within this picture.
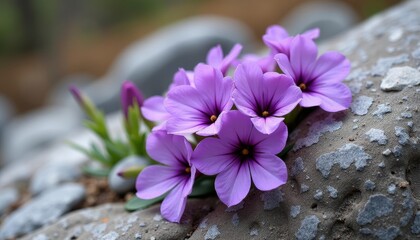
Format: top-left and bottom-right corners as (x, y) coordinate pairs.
(76, 174), (132, 209)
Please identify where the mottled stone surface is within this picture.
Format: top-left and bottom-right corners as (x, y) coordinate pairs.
(2, 1), (420, 240)
(187, 2), (420, 239)
(22, 198), (215, 240)
(0, 184), (85, 239)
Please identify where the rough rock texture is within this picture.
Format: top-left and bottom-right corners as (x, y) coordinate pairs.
(1, 1), (420, 239)
(0, 183), (85, 239)
(22, 198), (216, 240)
(188, 1), (420, 239)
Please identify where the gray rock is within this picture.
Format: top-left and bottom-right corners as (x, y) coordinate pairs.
(108, 156), (149, 194)
(380, 66), (420, 91)
(1, 107), (82, 164)
(0, 183), (85, 239)
(22, 198), (216, 240)
(371, 54), (410, 77)
(30, 161), (82, 195)
(83, 16), (253, 113)
(0, 95), (14, 140)
(0, 188), (18, 216)
(188, 2), (420, 239)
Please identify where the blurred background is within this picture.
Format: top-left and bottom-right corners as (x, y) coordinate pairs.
(0, 0), (402, 165)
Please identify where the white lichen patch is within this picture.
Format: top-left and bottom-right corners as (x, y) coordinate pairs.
(372, 103), (392, 119)
(294, 114), (342, 151)
(260, 189), (284, 210)
(365, 128), (388, 145)
(327, 186), (338, 199)
(381, 66), (420, 91)
(204, 225), (220, 240)
(351, 96), (373, 116)
(395, 126), (410, 145)
(290, 205), (301, 218)
(372, 54), (409, 77)
(316, 144), (372, 178)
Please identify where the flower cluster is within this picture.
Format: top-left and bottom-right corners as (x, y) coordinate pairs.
(135, 25), (351, 222)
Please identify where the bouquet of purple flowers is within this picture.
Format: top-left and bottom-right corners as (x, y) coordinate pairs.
(71, 24), (351, 223)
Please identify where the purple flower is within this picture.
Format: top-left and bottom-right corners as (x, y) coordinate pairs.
(275, 35), (351, 112)
(165, 64), (233, 136)
(239, 53), (276, 72)
(141, 96), (171, 130)
(263, 25), (319, 57)
(121, 81), (144, 117)
(136, 130), (195, 223)
(191, 111), (288, 207)
(206, 44), (242, 75)
(233, 63), (302, 134)
(170, 68), (195, 90)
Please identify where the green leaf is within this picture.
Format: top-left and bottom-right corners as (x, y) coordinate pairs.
(118, 166), (144, 179)
(190, 178), (215, 198)
(277, 142), (294, 158)
(82, 166), (110, 177)
(125, 195), (164, 212)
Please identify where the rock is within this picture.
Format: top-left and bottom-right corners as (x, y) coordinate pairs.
(0, 183), (85, 239)
(380, 66), (420, 91)
(30, 160), (82, 195)
(83, 16), (253, 114)
(281, 1), (357, 41)
(108, 156), (149, 194)
(0, 95), (14, 139)
(1, 107), (82, 164)
(0, 188), (18, 216)
(187, 2), (420, 239)
(21, 198), (216, 240)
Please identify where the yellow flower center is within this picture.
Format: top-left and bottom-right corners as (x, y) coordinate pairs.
(262, 111), (269, 117)
(241, 148), (250, 156)
(185, 167), (191, 173)
(210, 115), (217, 122)
(299, 83), (307, 91)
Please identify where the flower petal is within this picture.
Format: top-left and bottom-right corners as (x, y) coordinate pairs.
(302, 28), (320, 39)
(192, 137), (236, 175)
(250, 116), (284, 135)
(206, 45), (223, 67)
(160, 184), (187, 223)
(136, 165), (182, 199)
(146, 130), (192, 166)
(217, 111), (254, 146)
(300, 92), (322, 108)
(233, 63), (264, 115)
(289, 35), (318, 81)
(310, 51), (350, 83)
(220, 44), (243, 74)
(252, 121), (288, 154)
(194, 64), (234, 110)
(250, 154), (287, 191)
(262, 72), (302, 117)
(309, 82), (352, 112)
(141, 96), (170, 122)
(274, 53), (296, 80)
(165, 86), (211, 135)
(215, 161), (251, 207)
